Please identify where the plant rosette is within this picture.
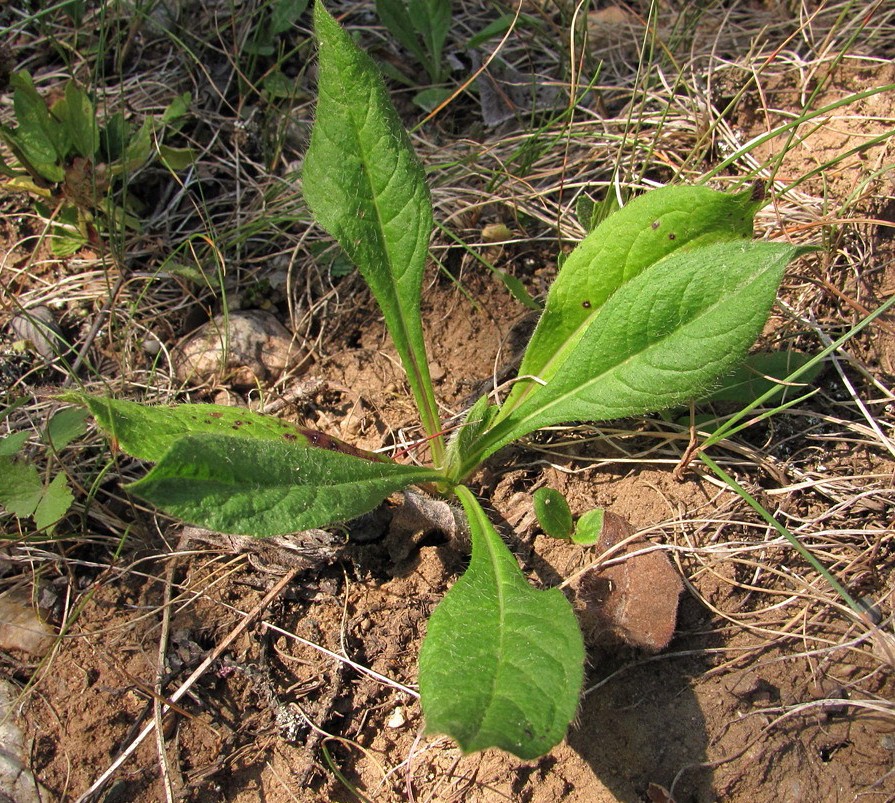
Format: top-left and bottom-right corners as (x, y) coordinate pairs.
(71, 1), (807, 760)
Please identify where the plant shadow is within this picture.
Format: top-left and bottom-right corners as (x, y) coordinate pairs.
(567, 597), (715, 802)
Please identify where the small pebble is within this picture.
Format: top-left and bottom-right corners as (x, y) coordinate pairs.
(386, 706), (406, 729)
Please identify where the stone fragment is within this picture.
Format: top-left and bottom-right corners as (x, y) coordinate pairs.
(173, 310), (301, 389)
(8, 305), (67, 363)
(0, 587), (55, 659)
(569, 511), (683, 652)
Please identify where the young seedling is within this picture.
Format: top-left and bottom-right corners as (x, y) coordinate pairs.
(533, 487), (603, 547)
(69, 2), (805, 759)
(376, 0), (453, 108)
(0, 406), (88, 535)
(0, 72), (192, 254)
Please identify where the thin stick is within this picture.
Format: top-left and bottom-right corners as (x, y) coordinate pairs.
(74, 568), (300, 803)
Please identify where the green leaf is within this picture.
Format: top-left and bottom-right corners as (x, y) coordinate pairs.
(699, 350), (823, 404)
(0, 456), (44, 518)
(419, 485), (584, 759)
(128, 434), (441, 535)
(59, 81), (99, 159)
(575, 189), (620, 233)
(100, 112), (129, 162)
(467, 13), (522, 49)
(161, 91), (192, 125)
(463, 240), (800, 473)
(8, 72), (67, 181)
(376, 0), (430, 74)
(444, 395), (498, 480)
(118, 118), (153, 174)
(65, 393), (382, 464)
(44, 407), (89, 450)
(532, 487), (573, 539)
(407, 0), (452, 82)
(0, 432), (31, 457)
(33, 471), (74, 532)
(157, 144), (195, 171)
(501, 186), (762, 418)
(572, 507), (603, 546)
(304, 3), (443, 461)
(270, 0), (309, 36)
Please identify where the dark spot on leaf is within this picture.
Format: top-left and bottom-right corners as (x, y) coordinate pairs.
(582, 300), (591, 309)
(203, 419), (212, 424)
(651, 220), (660, 230)
(668, 232), (676, 240)
(209, 411), (223, 418)
(232, 420), (244, 428)
(283, 433), (297, 442)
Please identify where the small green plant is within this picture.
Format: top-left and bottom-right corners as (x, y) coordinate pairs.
(375, 0), (454, 109)
(376, 0), (452, 85)
(0, 406), (88, 535)
(533, 487), (603, 546)
(0, 71), (192, 254)
(69, 3), (805, 759)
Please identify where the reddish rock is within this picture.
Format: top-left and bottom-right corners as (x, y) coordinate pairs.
(569, 511), (683, 652)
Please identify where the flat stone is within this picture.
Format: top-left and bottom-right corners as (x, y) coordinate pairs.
(173, 310), (302, 389)
(0, 587), (55, 659)
(0, 678), (49, 803)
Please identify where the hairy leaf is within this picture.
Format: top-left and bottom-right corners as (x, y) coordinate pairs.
(444, 395), (498, 480)
(57, 81), (99, 159)
(0, 457), (44, 519)
(419, 486), (584, 759)
(67, 393), (381, 464)
(45, 407), (89, 450)
(501, 186), (761, 417)
(463, 240), (800, 473)
(4, 72), (67, 182)
(532, 487), (573, 539)
(33, 472), (74, 532)
(128, 434), (441, 536)
(699, 350), (822, 404)
(572, 508), (603, 546)
(376, 0), (429, 70)
(304, 3), (442, 455)
(0, 457), (73, 532)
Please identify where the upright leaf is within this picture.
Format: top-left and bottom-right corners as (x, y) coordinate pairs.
(128, 434), (441, 536)
(419, 485), (584, 759)
(459, 240), (800, 475)
(408, 0), (452, 82)
(376, 0), (429, 69)
(500, 186), (761, 417)
(58, 81), (99, 159)
(4, 72), (67, 182)
(303, 3), (443, 462)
